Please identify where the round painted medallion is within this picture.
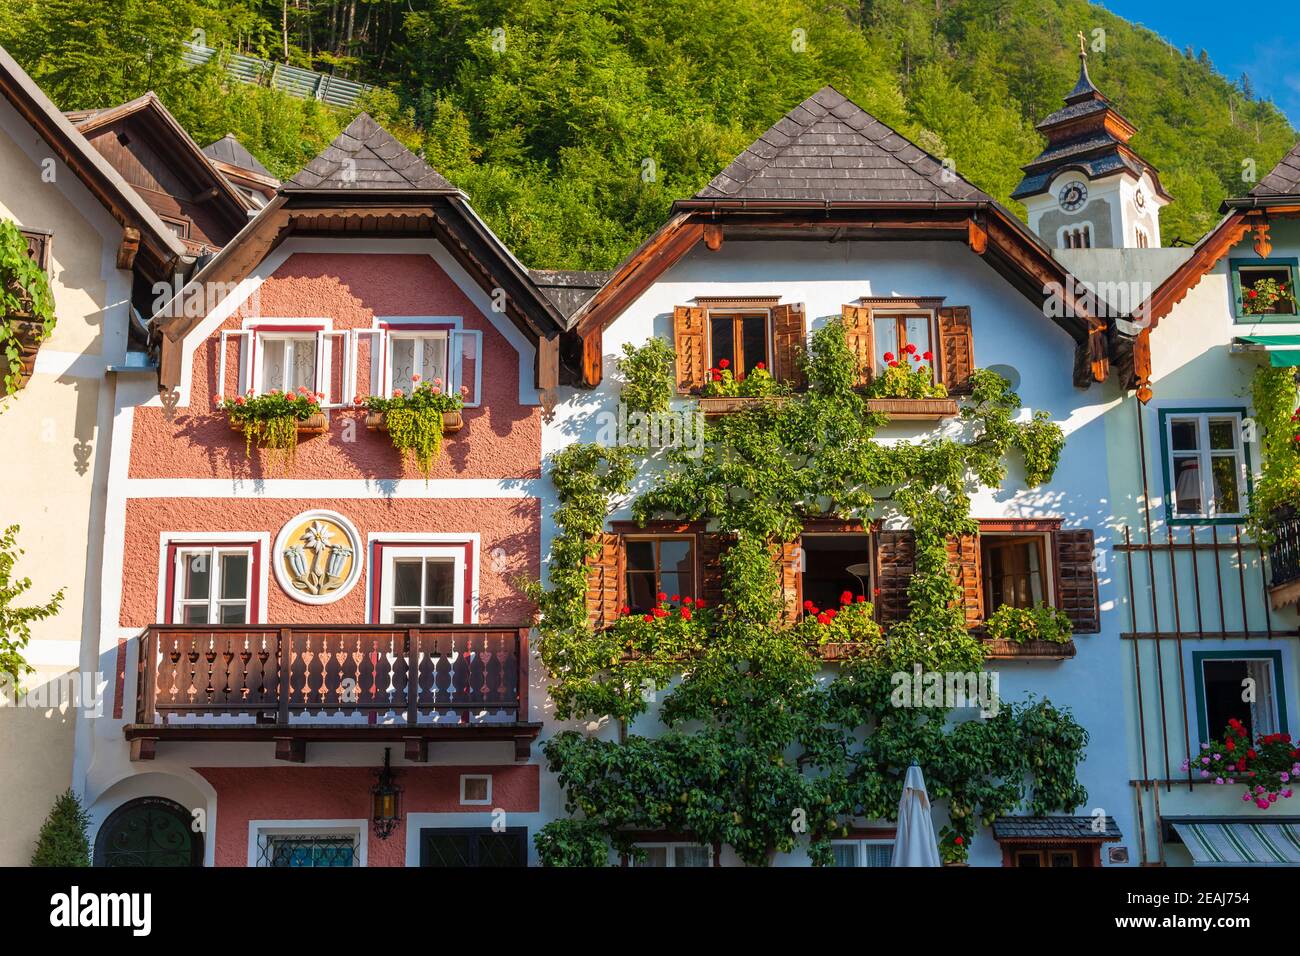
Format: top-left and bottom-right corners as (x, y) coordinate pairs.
(273, 509), (363, 605)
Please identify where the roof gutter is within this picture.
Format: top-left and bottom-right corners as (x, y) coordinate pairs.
(1220, 194), (1300, 212)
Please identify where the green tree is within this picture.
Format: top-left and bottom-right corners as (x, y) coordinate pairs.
(31, 788), (92, 867)
(0, 524), (64, 693)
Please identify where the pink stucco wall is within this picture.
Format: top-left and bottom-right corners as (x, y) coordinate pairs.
(197, 764), (540, 866)
(131, 253), (541, 481)
(120, 497), (539, 627)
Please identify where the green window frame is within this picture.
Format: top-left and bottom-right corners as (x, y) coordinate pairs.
(1230, 257), (1300, 322)
(1191, 649), (1287, 743)
(1157, 407), (1253, 525)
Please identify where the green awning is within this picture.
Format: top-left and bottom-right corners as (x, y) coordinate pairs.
(1237, 335), (1300, 367)
(1172, 820), (1300, 865)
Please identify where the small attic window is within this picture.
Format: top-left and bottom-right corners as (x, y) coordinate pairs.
(1231, 258), (1299, 321)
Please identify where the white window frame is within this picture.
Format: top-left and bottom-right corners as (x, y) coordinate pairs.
(247, 820), (366, 868)
(173, 545), (254, 625)
(1164, 411), (1249, 520)
(829, 838), (895, 867)
(358, 319), (483, 408)
(229, 319), (348, 407)
(379, 545), (467, 625)
(253, 331), (321, 395)
(459, 774), (493, 806)
(386, 329), (450, 395)
(629, 842), (713, 867)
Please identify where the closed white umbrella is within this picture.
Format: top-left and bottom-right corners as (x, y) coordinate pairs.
(891, 763), (941, 867)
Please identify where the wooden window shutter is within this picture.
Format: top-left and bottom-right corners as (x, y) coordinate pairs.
(673, 305), (707, 392)
(775, 539), (803, 622)
(1055, 529), (1099, 633)
(699, 533), (728, 608)
(20, 229), (51, 272)
(585, 533), (623, 629)
(938, 305), (974, 393)
(771, 303), (807, 389)
(841, 304), (874, 386)
(874, 530), (915, 624)
(946, 534), (983, 629)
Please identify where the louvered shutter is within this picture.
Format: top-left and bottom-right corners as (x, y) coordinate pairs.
(699, 533), (728, 608)
(938, 305), (974, 393)
(20, 229), (51, 271)
(842, 304), (874, 386)
(946, 533), (983, 628)
(772, 303), (807, 389)
(585, 533), (623, 629)
(775, 539), (803, 622)
(874, 530), (915, 624)
(673, 305), (707, 392)
(1055, 529), (1099, 633)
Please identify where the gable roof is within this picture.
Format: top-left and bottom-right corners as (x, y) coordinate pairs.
(696, 86), (992, 204)
(285, 113), (456, 192)
(0, 45), (186, 276)
(203, 133), (274, 179)
(66, 91), (255, 217)
(1251, 142), (1300, 198)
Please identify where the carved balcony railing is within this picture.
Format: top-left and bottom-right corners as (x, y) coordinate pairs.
(127, 624), (537, 761)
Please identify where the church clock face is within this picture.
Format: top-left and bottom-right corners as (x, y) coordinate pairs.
(1058, 180), (1088, 213)
(1134, 187), (1146, 211)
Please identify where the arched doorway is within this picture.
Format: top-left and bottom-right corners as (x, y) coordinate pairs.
(93, 797), (203, 867)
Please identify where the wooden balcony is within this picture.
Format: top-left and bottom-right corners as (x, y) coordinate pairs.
(125, 624), (540, 762)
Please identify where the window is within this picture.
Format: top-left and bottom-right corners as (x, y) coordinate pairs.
(172, 546), (253, 624)
(1231, 258), (1300, 320)
(160, 216), (190, 240)
(830, 839), (893, 867)
(1194, 651), (1286, 743)
(258, 333), (317, 394)
(800, 534), (871, 610)
(1012, 848), (1079, 867)
(460, 775), (492, 805)
(419, 827), (527, 867)
(387, 331), (448, 396)
(1160, 410), (1250, 522)
(1135, 228), (1149, 249)
(1059, 224), (1092, 249)
(709, 312), (770, 377)
(980, 534), (1051, 612)
(630, 843), (712, 867)
(624, 537), (695, 613)
(383, 552), (459, 624)
(257, 833), (359, 867)
(872, 313), (934, 374)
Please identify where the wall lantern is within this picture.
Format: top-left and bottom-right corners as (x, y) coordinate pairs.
(371, 747), (402, 840)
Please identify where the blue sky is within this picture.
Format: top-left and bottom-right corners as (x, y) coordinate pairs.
(1099, 1), (1300, 126)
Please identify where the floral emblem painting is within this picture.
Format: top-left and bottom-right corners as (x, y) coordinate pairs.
(274, 512), (361, 603)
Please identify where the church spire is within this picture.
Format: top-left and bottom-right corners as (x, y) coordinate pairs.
(1066, 31), (1102, 103)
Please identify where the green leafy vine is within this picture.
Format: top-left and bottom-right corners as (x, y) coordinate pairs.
(0, 219), (55, 399)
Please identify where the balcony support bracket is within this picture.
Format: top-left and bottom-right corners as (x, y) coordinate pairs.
(274, 736), (306, 762)
(403, 736), (429, 763)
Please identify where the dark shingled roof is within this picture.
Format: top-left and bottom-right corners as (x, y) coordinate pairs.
(992, 816), (1121, 841)
(203, 133), (273, 178)
(529, 270), (611, 321)
(695, 86), (992, 204)
(285, 113), (456, 192)
(1252, 142), (1300, 197)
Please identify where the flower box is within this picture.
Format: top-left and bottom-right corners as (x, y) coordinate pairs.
(982, 638), (1076, 661)
(698, 396), (789, 418)
(364, 409), (464, 433)
(3, 314), (45, 392)
(865, 397), (959, 420)
(229, 411), (328, 435)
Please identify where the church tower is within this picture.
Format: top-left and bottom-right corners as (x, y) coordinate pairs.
(1014, 34), (1172, 250)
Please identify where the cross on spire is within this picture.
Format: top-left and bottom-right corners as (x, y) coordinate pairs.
(1078, 30), (1087, 59)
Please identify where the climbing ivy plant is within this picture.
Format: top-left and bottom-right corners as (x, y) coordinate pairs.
(531, 319), (1081, 866)
(0, 219), (55, 399)
(1246, 364), (1300, 544)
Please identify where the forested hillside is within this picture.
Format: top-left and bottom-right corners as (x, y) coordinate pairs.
(1, 0), (1292, 269)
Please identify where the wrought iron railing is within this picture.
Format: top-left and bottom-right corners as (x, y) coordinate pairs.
(1267, 508), (1300, 589)
(134, 625), (528, 725)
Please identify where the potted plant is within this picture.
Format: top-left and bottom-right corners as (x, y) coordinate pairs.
(218, 385), (325, 469)
(938, 826), (969, 866)
(863, 345), (957, 419)
(360, 375), (467, 478)
(0, 219), (55, 397)
(1183, 722), (1300, 809)
(1241, 276), (1297, 316)
(699, 360), (789, 416)
(984, 603), (1073, 644)
(794, 591), (881, 658)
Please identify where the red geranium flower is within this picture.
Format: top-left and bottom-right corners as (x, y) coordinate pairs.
(954, 836), (964, 846)
(804, 600), (815, 610)
(680, 608), (692, 621)
(923, 350), (933, 361)
(620, 605), (630, 615)
(904, 343), (916, 354)
(712, 372), (723, 382)
(657, 592), (667, 602)
(653, 607), (668, 618)
(719, 358), (730, 369)
(671, 594), (680, 602)
(683, 597), (694, 606)
(695, 599), (706, 609)
(855, 595), (865, 603)
(825, 608), (837, 619)
(1248, 289), (1258, 298)
(816, 613), (829, 624)
(643, 615), (654, 623)
(889, 361), (900, 368)
(841, 591), (853, 605)
(883, 351), (895, 363)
